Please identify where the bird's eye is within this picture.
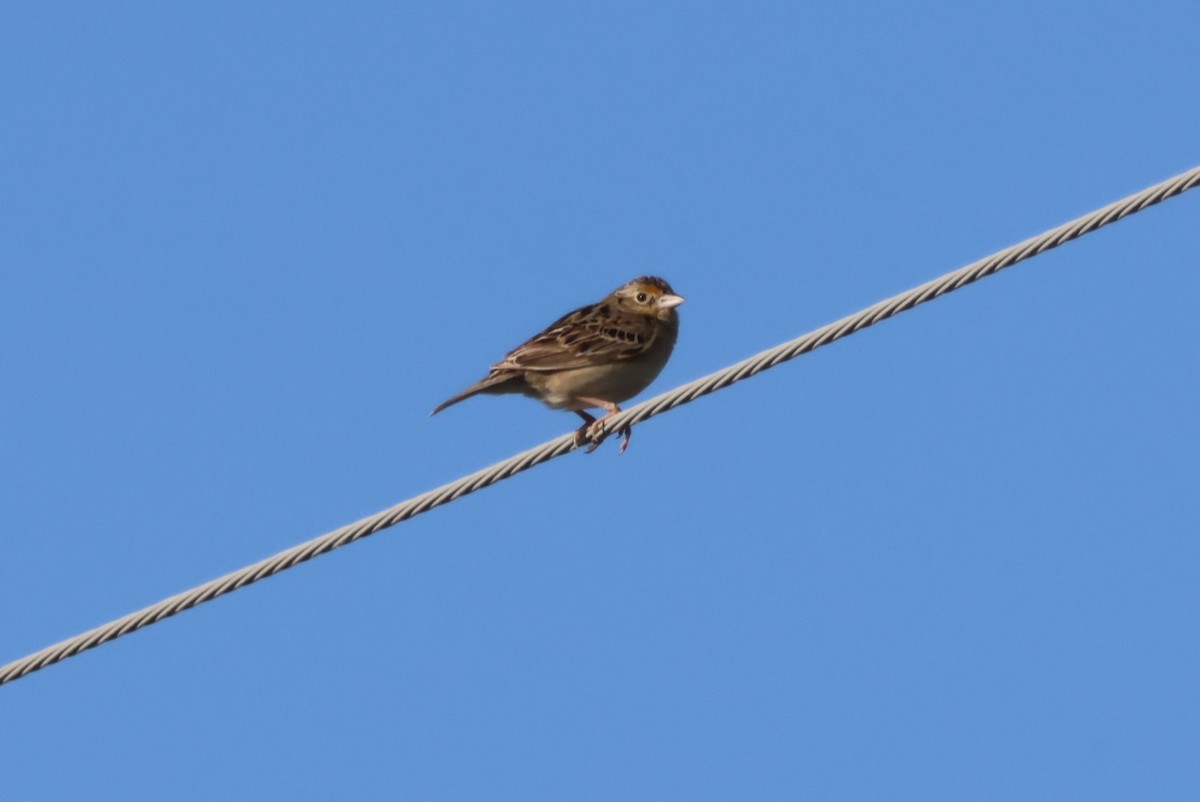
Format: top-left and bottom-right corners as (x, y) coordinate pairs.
(635, 292), (648, 303)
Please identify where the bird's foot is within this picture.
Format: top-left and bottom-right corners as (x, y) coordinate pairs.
(572, 411), (597, 451)
(572, 402), (629, 454)
(583, 417), (631, 454)
(584, 418), (608, 453)
(572, 425), (591, 450)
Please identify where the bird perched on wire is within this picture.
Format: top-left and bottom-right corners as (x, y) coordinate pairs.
(432, 276), (685, 453)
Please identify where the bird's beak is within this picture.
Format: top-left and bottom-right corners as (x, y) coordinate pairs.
(658, 294), (685, 310)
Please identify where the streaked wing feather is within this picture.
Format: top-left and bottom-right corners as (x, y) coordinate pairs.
(493, 304), (658, 372)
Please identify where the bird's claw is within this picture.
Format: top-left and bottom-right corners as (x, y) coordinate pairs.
(572, 427), (590, 450)
(585, 419), (607, 453)
(574, 420), (631, 454)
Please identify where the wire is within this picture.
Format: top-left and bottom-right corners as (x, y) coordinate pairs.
(3, 166), (1198, 687)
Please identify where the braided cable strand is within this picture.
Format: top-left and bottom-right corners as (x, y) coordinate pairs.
(601, 167), (1200, 438)
(3, 166), (1198, 687)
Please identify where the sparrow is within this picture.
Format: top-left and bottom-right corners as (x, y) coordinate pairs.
(432, 276), (684, 452)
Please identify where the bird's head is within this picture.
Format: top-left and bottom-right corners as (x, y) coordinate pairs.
(611, 276), (685, 322)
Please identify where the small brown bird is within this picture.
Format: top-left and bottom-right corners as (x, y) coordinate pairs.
(432, 276), (684, 453)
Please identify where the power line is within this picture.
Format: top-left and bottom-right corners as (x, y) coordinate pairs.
(3, 166), (1198, 687)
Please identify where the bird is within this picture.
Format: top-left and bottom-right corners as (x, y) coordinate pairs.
(431, 276), (684, 453)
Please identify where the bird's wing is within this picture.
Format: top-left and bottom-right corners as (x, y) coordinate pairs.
(493, 304), (659, 372)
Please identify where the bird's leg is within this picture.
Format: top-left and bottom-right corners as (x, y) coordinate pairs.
(575, 398), (629, 454)
(572, 410), (596, 450)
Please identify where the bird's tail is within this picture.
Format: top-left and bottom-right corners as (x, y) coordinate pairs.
(430, 372), (516, 416)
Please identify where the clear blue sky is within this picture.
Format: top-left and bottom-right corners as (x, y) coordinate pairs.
(3, 2), (1199, 799)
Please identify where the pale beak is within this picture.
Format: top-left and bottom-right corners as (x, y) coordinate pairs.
(658, 294), (685, 310)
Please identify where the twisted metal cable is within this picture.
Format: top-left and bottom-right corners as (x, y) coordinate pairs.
(3, 166), (1198, 687)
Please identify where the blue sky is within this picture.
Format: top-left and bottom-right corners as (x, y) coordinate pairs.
(3, 2), (1199, 799)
